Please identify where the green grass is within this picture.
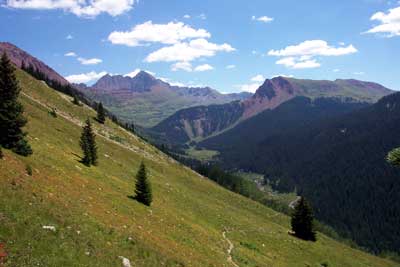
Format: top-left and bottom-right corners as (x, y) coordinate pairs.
(0, 70), (397, 267)
(185, 147), (219, 162)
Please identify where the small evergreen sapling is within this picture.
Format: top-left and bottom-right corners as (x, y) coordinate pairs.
(80, 119), (98, 166)
(72, 94), (80, 106)
(134, 162), (152, 206)
(290, 196), (316, 241)
(96, 102), (106, 124)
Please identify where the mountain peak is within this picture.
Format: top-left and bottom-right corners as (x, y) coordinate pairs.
(134, 70), (155, 80)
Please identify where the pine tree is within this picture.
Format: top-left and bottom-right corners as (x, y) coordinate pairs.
(96, 102), (106, 124)
(134, 162), (152, 206)
(0, 53), (32, 156)
(387, 147), (400, 167)
(72, 94), (80, 106)
(290, 196), (316, 241)
(80, 119), (97, 166)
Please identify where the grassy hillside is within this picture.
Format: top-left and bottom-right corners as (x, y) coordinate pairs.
(0, 70), (397, 267)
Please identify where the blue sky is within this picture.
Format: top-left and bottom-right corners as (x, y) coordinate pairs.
(0, 0), (399, 93)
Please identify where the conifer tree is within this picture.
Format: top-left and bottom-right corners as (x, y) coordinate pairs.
(80, 119), (97, 166)
(291, 196), (316, 241)
(0, 53), (32, 156)
(72, 94), (80, 106)
(134, 162), (152, 206)
(96, 102), (106, 124)
(387, 147), (400, 167)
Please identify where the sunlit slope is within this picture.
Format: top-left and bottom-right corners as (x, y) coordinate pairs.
(0, 70), (396, 267)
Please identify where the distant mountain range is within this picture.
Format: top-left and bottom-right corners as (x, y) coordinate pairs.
(76, 72), (252, 127)
(152, 76), (393, 145)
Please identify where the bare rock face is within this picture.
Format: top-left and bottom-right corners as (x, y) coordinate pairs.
(242, 77), (297, 119)
(0, 42), (69, 86)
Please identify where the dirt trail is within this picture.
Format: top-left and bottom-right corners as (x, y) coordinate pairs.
(288, 196), (301, 209)
(222, 229), (239, 267)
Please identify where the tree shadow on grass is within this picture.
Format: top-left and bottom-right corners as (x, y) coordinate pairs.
(127, 195), (137, 201)
(71, 152), (89, 166)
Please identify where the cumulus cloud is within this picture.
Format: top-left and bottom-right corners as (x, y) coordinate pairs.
(197, 13), (206, 20)
(124, 68), (140, 77)
(251, 15), (274, 23)
(183, 14), (190, 19)
(364, 6), (400, 37)
(226, 64), (236, 69)
(145, 38), (235, 63)
(77, 57), (102, 65)
(276, 57), (321, 69)
(5, 0), (136, 18)
(108, 21), (210, 46)
(66, 34), (73, 40)
(271, 74), (294, 78)
(268, 40), (357, 69)
(64, 51), (77, 57)
(236, 74), (267, 93)
(268, 40), (357, 57)
(194, 64), (214, 72)
(65, 71), (107, 84)
(124, 68), (155, 77)
(237, 83), (261, 93)
(171, 62), (193, 72)
(251, 74), (265, 82)
(109, 21), (233, 70)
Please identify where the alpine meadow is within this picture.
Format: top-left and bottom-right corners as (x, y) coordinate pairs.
(0, 1), (400, 266)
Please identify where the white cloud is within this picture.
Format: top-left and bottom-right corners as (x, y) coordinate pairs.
(124, 68), (141, 77)
(251, 74), (265, 82)
(271, 74), (294, 78)
(226, 64), (236, 69)
(159, 77), (186, 87)
(124, 69), (156, 77)
(66, 34), (73, 40)
(276, 57), (321, 69)
(251, 15), (274, 23)
(333, 68), (340, 72)
(64, 51), (76, 57)
(268, 40), (357, 69)
(194, 64), (214, 72)
(268, 40), (357, 57)
(77, 57), (102, 65)
(237, 83), (261, 93)
(183, 14), (190, 19)
(171, 62), (193, 72)
(236, 74), (266, 93)
(65, 71), (107, 84)
(145, 38), (235, 63)
(5, 0), (136, 18)
(197, 13), (206, 20)
(365, 6), (400, 37)
(108, 21), (210, 46)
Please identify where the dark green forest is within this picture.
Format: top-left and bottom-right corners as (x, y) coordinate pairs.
(200, 94), (400, 254)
